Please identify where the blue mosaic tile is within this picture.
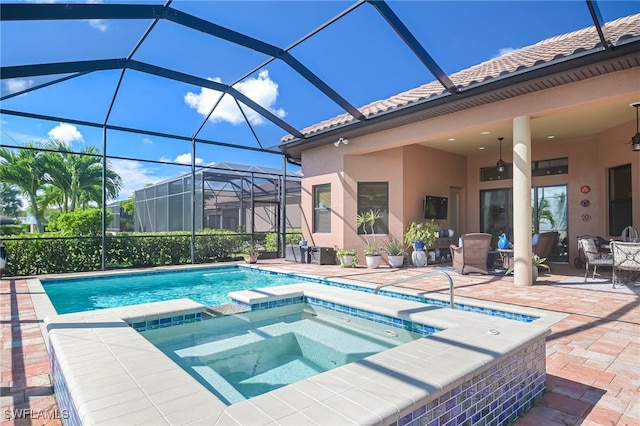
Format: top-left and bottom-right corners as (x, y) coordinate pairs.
(393, 336), (546, 426)
(398, 412), (412, 426)
(129, 312), (204, 331)
(49, 345), (82, 426)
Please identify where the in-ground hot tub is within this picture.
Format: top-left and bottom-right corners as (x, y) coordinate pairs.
(142, 302), (432, 405)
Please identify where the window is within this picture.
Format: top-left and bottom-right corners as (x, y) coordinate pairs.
(357, 182), (389, 235)
(532, 157), (568, 176)
(609, 164), (632, 236)
(480, 164), (512, 181)
(313, 184), (331, 233)
(480, 157), (568, 181)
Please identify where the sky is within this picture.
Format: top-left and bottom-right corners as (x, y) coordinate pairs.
(1, 0), (638, 201)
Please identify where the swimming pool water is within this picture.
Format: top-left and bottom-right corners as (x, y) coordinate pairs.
(43, 267), (305, 314)
(42, 265), (539, 322)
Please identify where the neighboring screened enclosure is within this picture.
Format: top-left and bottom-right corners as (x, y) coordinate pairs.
(134, 163), (301, 233)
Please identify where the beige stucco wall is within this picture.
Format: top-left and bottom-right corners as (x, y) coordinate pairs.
(401, 145), (466, 232)
(301, 142), (466, 257)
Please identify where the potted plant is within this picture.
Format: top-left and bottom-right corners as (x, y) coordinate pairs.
(506, 254), (550, 282)
(357, 209), (382, 269)
(337, 248), (358, 268)
(242, 243), (260, 264)
(404, 220), (440, 266)
(381, 237), (405, 268)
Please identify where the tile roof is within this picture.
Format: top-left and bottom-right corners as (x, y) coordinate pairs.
(282, 14), (640, 143)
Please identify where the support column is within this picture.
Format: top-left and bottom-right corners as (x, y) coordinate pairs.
(281, 156), (287, 257)
(190, 138), (196, 264)
(513, 116), (533, 286)
(101, 127), (107, 271)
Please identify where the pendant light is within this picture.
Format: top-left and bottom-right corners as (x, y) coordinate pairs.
(631, 102), (640, 152)
(496, 137), (506, 173)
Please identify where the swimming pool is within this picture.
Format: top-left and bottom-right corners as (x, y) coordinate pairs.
(42, 266), (305, 314)
(40, 265), (539, 322)
(143, 303), (424, 405)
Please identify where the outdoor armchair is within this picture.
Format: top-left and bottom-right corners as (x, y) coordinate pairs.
(532, 231), (558, 270)
(532, 231), (558, 259)
(578, 237), (613, 281)
(450, 233), (492, 275)
(610, 241), (640, 288)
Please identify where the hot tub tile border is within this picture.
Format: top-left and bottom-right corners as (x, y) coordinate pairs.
(129, 312), (203, 332)
(231, 295), (442, 337)
(390, 336), (546, 426)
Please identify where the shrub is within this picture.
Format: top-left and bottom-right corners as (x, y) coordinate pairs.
(264, 231), (303, 251)
(48, 208), (112, 236)
(1, 230), (247, 276)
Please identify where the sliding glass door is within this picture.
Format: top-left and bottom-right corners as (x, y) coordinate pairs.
(480, 184), (568, 262)
(532, 185), (568, 261)
(480, 189), (513, 250)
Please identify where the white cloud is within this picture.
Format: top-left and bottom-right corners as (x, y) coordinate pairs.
(5, 78), (34, 94)
(88, 19), (108, 32)
(142, 138), (153, 145)
(109, 159), (173, 200)
(28, 1), (108, 30)
(493, 47), (515, 58)
(175, 153), (203, 165)
(48, 123), (84, 144)
(184, 70), (286, 126)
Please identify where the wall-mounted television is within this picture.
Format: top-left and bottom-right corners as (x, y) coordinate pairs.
(424, 195), (448, 219)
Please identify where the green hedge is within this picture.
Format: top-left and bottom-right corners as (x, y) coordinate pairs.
(1, 230), (256, 277)
(264, 231), (303, 251)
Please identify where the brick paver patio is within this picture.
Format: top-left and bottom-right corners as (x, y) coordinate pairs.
(1, 261), (638, 425)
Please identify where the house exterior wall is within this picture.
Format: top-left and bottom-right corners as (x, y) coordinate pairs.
(401, 145), (467, 233)
(297, 68), (639, 263)
(302, 143), (466, 255)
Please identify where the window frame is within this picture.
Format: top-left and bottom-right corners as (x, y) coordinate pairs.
(313, 183), (331, 234)
(357, 182), (389, 235)
(608, 164), (632, 236)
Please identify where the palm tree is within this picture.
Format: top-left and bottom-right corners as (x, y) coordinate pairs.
(0, 144), (48, 232)
(0, 141), (123, 233)
(43, 140), (122, 212)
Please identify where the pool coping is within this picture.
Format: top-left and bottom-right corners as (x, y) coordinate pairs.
(44, 279), (562, 425)
(30, 262), (566, 347)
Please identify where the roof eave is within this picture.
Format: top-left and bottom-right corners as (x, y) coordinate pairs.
(280, 37), (640, 161)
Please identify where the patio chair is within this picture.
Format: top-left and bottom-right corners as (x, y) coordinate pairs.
(620, 226), (639, 242)
(532, 231), (558, 259)
(578, 237), (613, 281)
(532, 231), (558, 270)
(610, 241), (640, 288)
(450, 233), (492, 275)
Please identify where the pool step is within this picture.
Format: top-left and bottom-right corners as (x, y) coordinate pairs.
(204, 303), (250, 318)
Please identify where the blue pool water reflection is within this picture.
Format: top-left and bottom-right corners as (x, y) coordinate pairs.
(43, 266), (305, 314)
